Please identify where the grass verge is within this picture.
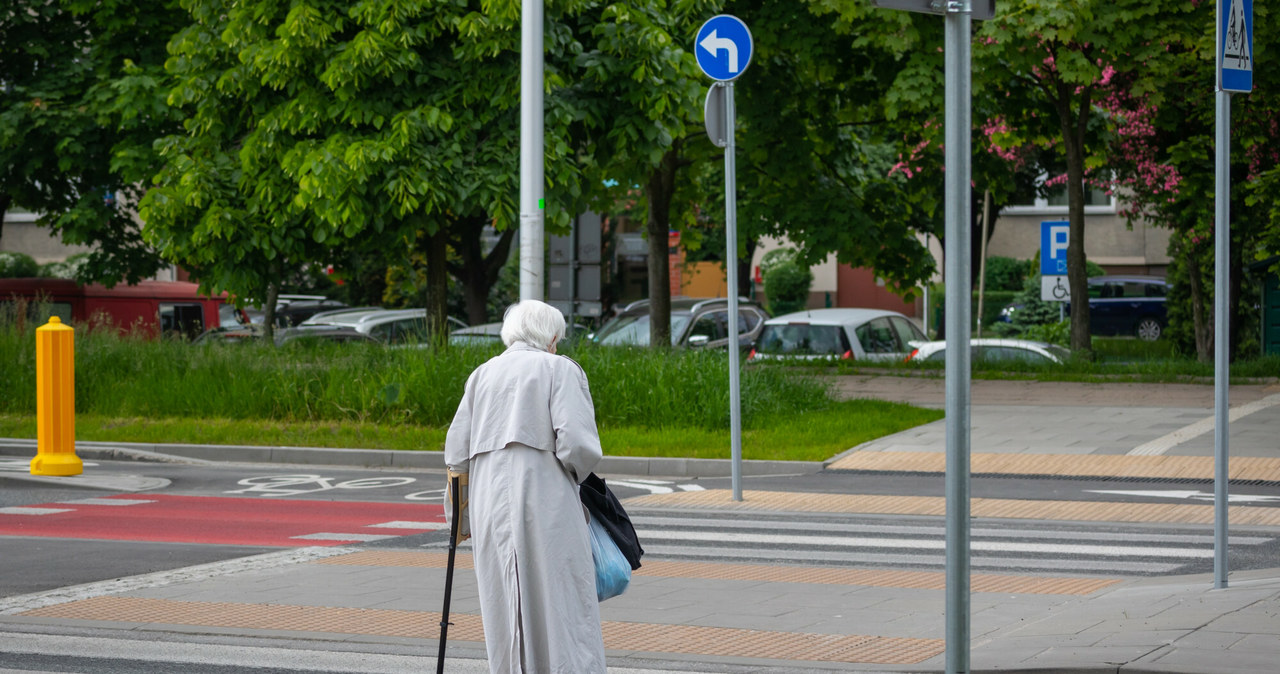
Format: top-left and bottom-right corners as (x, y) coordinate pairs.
(0, 398), (943, 464)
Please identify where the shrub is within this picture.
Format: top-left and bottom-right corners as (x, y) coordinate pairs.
(761, 249), (813, 316)
(0, 251), (38, 278)
(983, 256), (1027, 292)
(37, 253), (90, 280)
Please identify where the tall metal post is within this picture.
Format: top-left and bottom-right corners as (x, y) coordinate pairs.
(725, 82), (743, 502)
(519, 0), (545, 301)
(944, 1), (973, 671)
(1213, 89), (1230, 589)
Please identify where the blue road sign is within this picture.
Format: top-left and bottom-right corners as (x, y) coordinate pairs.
(1218, 0), (1253, 93)
(695, 15), (753, 81)
(1041, 221), (1069, 275)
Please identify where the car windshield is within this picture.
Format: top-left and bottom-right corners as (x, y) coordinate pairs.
(595, 313), (692, 346)
(755, 324), (846, 356)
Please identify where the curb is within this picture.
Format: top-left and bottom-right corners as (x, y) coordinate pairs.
(0, 438), (825, 479)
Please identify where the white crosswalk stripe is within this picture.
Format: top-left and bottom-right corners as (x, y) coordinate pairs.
(629, 512), (1276, 577)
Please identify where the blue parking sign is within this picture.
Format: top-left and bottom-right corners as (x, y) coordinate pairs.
(1041, 221), (1069, 275)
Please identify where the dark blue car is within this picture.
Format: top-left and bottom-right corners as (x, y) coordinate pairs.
(999, 275), (1169, 341)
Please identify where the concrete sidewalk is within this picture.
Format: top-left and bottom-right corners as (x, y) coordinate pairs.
(2, 376), (1279, 672)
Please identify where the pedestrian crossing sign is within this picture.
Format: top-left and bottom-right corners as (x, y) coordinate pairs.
(1218, 0), (1253, 93)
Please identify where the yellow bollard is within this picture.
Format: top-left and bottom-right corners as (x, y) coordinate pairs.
(31, 316), (82, 476)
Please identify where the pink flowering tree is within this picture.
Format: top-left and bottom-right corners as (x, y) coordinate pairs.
(968, 0), (1202, 353)
(1096, 0), (1280, 360)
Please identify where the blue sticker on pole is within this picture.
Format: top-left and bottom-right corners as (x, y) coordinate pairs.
(695, 15), (753, 82)
(1218, 0), (1253, 93)
(1041, 221), (1069, 275)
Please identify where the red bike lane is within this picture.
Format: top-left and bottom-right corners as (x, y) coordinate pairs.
(0, 494), (446, 547)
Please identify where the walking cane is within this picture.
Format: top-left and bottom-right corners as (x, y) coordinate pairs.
(437, 472), (465, 674)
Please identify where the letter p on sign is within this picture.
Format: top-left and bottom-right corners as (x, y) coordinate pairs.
(1041, 221), (1070, 275)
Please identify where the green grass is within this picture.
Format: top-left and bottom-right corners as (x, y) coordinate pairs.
(0, 398), (943, 463)
(780, 336), (1280, 384)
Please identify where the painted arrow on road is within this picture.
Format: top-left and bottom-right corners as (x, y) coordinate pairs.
(1086, 489), (1280, 504)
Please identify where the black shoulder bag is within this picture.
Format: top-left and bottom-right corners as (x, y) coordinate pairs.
(579, 473), (644, 570)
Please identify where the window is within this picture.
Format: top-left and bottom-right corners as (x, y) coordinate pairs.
(856, 318), (899, 354)
(688, 311), (728, 342)
(159, 303), (204, 339)
(1004, 171), (1116, 214)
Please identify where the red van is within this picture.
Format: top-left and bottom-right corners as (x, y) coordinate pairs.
(0, 277), (230, 339)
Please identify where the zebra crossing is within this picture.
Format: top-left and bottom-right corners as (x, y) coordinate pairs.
(628, 510), (1277, 577)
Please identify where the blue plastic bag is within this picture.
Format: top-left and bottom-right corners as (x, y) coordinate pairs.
(587, 511), (631, 601)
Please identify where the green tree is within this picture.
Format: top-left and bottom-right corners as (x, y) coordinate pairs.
(0, 0), (184, 284)
(142, 0), (593, 337)
(732, 1), (938, 299)
(574, 0), (721, 347)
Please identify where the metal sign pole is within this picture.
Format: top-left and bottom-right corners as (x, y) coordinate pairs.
(1213, 88), (1230, 589)
(944, 1), (973, 671)
(725, 82), (744, 502)
(519, 0), (544, 301)
(696, 15), (752, 503)
(1213, 0), (1249, 591)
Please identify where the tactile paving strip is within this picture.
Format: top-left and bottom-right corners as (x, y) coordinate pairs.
(318, 550), (1119, 595)
(622, 490), (1280, 526)
(827, 451), (1280, 481)
(21, 596), (944, 665)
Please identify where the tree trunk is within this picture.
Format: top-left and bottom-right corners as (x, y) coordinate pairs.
(739, 238), (756, 299)
(450, 218), (516, 326)
(262, 278), (280, 345)
(1055, 83), (1093, 355)
(1229, 235), (1246, 362)
(425, 226), (450, 340)
(0, 194), (10, 245)
(645, 148), (679, 348)
(1186, 252), (1212, 363)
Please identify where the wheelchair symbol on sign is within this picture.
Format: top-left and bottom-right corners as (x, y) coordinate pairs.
(1052, 277), (1068, 300)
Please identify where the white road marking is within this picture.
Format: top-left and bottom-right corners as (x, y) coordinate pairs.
(365, 521), (447, 530)
(1085, 489), (1280, 504)
(57, 498), (156, 506)
(647, 529), (1215, 558)
(0, 546), (359, 616)
(1128, 393), (1280, 455)
(290, 533), (399, 542)
(0, 507), (74, 515)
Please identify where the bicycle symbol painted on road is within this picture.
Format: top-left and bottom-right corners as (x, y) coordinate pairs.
(227, 474), (418, 497)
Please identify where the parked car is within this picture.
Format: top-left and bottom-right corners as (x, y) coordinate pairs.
(299, 306), (388, 325)
(450, 320), (590, 347)
(905, 338), (1070, 365)
(1000, 275), (1169, 341)
(449, 321), (504, 346)
(590, 297), (769, 348)
(304, 307), (466, 344)
(748, 308), (925, 362)
(192, 324), (379, 346)
(273, 298), (347, 326)
(275, 325), (380, 346)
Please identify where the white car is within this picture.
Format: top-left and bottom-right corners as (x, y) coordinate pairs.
(748, 308), (925, 362)
(905, 338), (1070, 365)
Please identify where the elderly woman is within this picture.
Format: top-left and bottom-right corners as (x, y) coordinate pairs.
(444, 300), (606, 673)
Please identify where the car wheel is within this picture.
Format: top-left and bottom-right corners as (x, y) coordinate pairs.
(1136, 318), (1163, 341)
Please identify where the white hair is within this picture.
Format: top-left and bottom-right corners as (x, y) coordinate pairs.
(500, 300), (566, 351)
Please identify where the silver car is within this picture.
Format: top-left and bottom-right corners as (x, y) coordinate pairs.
(748, 308), (925, 362)
(905, 338), (1070, 365)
